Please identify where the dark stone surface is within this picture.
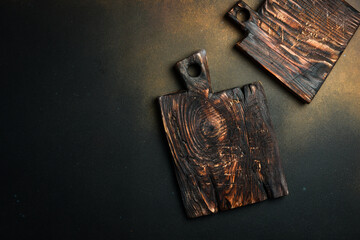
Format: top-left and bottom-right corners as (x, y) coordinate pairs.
(1, 0), (360, 239)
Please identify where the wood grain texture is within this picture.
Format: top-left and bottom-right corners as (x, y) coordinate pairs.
(227, 0), (360, 103)
(158, 50), (288, 218)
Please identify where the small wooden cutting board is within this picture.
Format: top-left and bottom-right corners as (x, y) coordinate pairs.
(227, 0), (360, 103)
(158, 50), (288, 218)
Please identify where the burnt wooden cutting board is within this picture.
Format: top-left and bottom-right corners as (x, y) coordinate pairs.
(158, 50), (288, 218)
(227, 0), (360, 103)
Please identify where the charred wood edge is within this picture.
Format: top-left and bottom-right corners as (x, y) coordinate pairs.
(158, 50), (215, 218)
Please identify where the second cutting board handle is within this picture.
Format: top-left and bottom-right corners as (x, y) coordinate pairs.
(227, 1), (260, 31)
(176, 49), (212, 97)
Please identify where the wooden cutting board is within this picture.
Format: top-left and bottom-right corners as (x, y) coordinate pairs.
(227, 0), (360, 103)
(158, 50), (288, 218)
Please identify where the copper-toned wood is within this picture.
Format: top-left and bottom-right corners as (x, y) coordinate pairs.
(227, 0), (360, 103)
(158, 50), (288, 218)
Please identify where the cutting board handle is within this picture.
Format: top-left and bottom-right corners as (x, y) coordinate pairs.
(227, 1), (259, 30)
(176, 49), (212, 97)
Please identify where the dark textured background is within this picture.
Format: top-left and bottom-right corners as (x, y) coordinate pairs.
(1, 0), (360, 239)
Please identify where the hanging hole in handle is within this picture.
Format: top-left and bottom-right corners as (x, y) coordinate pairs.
(187, 63), (202, 78)
(236, 8), (250, 22)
